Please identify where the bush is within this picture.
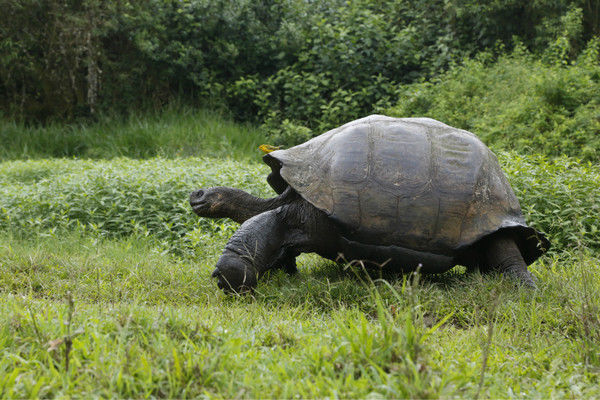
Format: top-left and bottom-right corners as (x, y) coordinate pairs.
(261, 117), (313, 147)
(0, 158), (271, 255)
(499, 152), (600, 252)
(228, 68), (400, 145)
(387, 42), (600, 161)
(1, 155), (598, 256)
(4, 0), (593, 122)
(0, 0), (313, 120)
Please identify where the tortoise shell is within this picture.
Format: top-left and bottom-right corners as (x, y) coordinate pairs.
(264, 115), (549, 265)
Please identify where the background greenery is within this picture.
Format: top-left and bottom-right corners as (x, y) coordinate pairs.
(1, 154), (598, 256)
(2, 0), (600, 159)
(1, 0), (600, 397)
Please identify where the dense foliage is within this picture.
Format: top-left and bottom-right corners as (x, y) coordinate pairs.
(1, 155), (598, 256)
(388, 42), (600, 161)
(2, 0), (598, 126)
(0, 158), (266, 254)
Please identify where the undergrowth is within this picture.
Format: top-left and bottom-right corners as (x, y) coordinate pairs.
(1, 155), (598, 256)
(0, 108), (266, 161)
(388, 43), (600, 162)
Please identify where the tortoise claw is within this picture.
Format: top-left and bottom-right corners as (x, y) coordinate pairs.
(211, 268), (228, 291)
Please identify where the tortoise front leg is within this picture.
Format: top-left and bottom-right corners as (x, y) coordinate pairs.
(212, 199), (338, 292)
(483, 232), (537, 288)
(271, 248), (299, 275)
(212, 209), (287, 292)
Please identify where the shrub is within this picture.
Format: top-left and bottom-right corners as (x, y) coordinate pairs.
(0, 158), (271, 255)
(387, 43), (600, 161)
(261, 117), (313, 147)
(2, 0), (596, 121)
(228, 68), (401, 145)
(1, 155), (598, 256)
(499, 152), (600, 252)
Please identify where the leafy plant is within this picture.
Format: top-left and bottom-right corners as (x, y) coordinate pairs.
(0, 154), (597, 256)
(3, 0), (595, 122)
(388, 44), (600, 161)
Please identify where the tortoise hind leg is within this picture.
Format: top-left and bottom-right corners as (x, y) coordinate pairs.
(482, 232), (537, 288)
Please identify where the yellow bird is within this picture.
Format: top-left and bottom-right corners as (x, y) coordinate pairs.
(258, 144), (282, 154)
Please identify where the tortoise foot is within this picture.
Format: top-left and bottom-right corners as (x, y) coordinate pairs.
(504, 264), (537, 289)
(212, 255), (257, 293)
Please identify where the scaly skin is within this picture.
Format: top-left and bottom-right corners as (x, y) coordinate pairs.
(190, 186), (295, 224)
(482, 231), (537, 288)
(209, 196), (339, 292)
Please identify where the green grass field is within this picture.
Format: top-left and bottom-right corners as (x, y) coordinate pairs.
(1, 111), (599, 397)
(0, 108), (266, 161)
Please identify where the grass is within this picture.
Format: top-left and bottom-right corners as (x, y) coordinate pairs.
(0, 107), (266, 161)
(1, 234), (599, 397)
(1, 110), (599, 397)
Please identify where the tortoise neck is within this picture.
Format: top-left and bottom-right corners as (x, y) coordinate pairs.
(220, 187), (293, 224)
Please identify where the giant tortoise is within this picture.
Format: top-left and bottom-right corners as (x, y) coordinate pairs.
(190, 115), (550, 292)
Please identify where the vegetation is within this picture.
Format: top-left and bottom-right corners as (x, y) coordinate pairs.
(1, 0), (599, 397)
(1, 142), (599, 396)
(4, 0), (599, 158)
(1, 154), (599, 256)
(388, 42), (600, 161)
(2, 0), (599, 125)
(0, 108), (265, 160)
(1, 229), (599, 397)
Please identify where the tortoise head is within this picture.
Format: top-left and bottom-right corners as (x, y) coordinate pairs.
(189, 187), (230, 219)
(189, 186), (273, 224)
